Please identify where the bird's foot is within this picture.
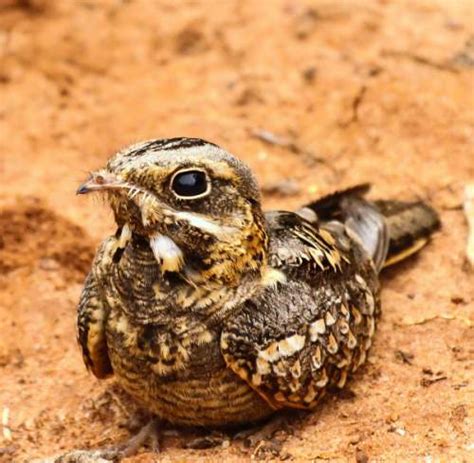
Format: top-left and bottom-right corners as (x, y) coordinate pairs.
(51, 418), (161, 463)
(113, 418), (161, 457)
(233, 413), (297, 459)
(184, 413), (296, 453)
(234, 414), (290, 447)
(184, 430), (230, 450)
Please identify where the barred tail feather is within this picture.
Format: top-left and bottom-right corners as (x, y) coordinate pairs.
(374, 200), (441, 268)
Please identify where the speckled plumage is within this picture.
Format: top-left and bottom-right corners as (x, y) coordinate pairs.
(77, 138), (439, 427)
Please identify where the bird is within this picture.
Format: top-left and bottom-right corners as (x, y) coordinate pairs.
(75, 137), (440, 457)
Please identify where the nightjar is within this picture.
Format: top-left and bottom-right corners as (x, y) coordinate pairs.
(76, 137), (439, 447)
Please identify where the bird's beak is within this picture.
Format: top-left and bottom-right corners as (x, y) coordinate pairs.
(76, 171), (124, 195)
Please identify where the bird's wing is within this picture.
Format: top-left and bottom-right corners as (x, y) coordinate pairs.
(221, 211), (379, 409)
(77, 235), (120, 379)
(300, 184), (390, 272)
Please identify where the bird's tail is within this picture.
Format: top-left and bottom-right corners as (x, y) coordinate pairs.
(373, 199), (440, 268)
(302, 184), (440, 271)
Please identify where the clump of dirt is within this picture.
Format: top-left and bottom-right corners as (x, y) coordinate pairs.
(0, 197), (94, 281)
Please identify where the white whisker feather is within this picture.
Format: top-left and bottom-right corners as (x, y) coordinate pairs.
(173, 211), (238, 241)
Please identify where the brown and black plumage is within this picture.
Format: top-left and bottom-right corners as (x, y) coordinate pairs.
(76, 137), (439, 452)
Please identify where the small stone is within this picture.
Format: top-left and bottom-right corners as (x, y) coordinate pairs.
(395, 350), (414, 365)
(395, 427), (406, 436)
(39, 257), (60, 271)
(355, 449), (369, 463)
(388, 424), (406, 436)
(221, 439), (231, 449)
(349, 434), (361, 445)
(302, 66), (317, 83)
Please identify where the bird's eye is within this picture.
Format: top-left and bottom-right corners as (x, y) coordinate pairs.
(170, 169), (210, 199)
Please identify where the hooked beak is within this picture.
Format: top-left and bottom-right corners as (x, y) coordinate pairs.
(76, 171), (124, 195)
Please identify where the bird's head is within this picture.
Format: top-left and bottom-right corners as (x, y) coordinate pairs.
(77, 138), (268, 285)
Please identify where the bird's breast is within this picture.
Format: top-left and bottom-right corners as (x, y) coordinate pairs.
(104, 308), (273, 426)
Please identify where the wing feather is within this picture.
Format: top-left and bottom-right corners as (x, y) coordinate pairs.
(77, 235), (121, 379)
(222, 212), (379, 409)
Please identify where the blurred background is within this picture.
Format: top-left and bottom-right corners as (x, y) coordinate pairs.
(0, 1), (473, 461)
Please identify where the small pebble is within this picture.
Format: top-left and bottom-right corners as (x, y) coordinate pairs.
(221, 439), (230, 449)
(302, 66), (317, 83)
(349, 434), (361, 445)
(39, 258), (60, 271)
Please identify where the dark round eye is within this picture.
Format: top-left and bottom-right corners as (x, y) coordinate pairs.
(170, 169), (209, 198)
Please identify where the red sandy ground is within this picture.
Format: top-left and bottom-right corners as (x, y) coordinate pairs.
(0, 1), (473, 461)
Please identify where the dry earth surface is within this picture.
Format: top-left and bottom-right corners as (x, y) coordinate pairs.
(0, 0), (473, 462)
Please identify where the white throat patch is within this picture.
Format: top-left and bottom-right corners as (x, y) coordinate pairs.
(149, 233), (184, 273)
(118, 223), (132, 248)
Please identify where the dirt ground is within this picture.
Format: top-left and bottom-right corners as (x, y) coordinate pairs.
(0, 0), (473, 461)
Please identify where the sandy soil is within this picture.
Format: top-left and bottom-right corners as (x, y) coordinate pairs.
(0, 0), (473, 461)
